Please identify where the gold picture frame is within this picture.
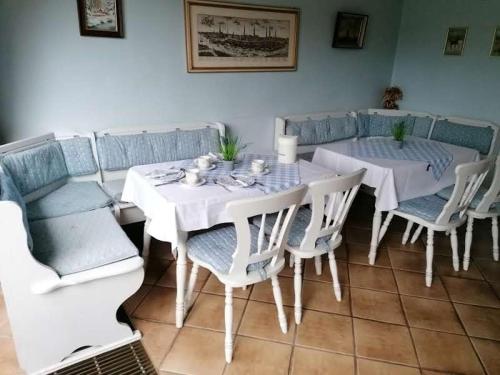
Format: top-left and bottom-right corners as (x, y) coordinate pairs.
(491, 26), (500, 57)
(184, 0), (300, 73)
(443, 27), (468, 56)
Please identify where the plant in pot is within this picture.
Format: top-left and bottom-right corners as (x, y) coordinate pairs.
(219, 134), (247, 170)
(392, 121), (407, 149)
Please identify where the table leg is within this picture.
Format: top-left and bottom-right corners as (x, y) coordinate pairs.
(369, 210), (382, 265)
(175, 231), (188, 328)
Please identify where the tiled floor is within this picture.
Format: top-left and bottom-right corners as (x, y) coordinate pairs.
(1, 194), (499, 374)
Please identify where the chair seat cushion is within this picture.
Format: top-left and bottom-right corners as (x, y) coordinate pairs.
(187, 225), (270, 276)
(27, 181), (113, 221)
(396, 195), (453, 222)
(253, 207), (330, 252)
(30, 208), (138, 276)
(436, 185), (498, 211)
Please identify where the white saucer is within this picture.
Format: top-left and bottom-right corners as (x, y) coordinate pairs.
(249, 167), (270, 176)
(198, 164), (217, 171)
(180, 177), (207, 187)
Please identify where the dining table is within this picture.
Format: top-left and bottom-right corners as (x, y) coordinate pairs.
(121, 154), (336, 328)
(311, 136), (480, 265)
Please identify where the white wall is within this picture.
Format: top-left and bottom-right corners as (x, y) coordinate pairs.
(0, 0), (402, 149)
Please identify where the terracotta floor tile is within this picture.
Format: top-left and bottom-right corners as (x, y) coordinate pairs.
(225, 336), (292, 375)
(185, 293), (246, 333)
(201, 274), (252, 299)
(351, 287), (405, 325)
(295, 309), (353, 354)
(302, 280), (351, 315)
(356, 358), (420, 375)
(401, 295), (464, 334)
(133, 319), (178, 369)
(435, 255), (484, 280)
(442, 276), (500, 307)
(348, 243), (392, 268)
(394, 270), (449, 300)
(411, 328), (484, 375)
(474, 258), (500, 284)
(381, 232), (425, 253)
(144, 257), (172, 285)
(471, 338), (500, 375)
(0, 337), (23, 374)
(124, 284), (153, 316)
(249, 276), (294, 306)
(349, 264), (397, 293)
(157, 262), (211, 291)
(238, 301), (295, 343)
(455, 303), (500, 340)
(134, 286), (184, 324)
(291, 347), (354, 375)
(160, 327), (226, 375)
(388, 249), (427, 273)
(353, 318), (418, 366)
(303, 258), (349, 285)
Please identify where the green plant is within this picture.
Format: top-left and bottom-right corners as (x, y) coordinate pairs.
(219, 134), (247, 161)
(391, 121), (407, 142)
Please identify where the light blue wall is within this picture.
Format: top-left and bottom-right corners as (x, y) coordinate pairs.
(0, 0), (402, 148)
(391, 0), (500, 123)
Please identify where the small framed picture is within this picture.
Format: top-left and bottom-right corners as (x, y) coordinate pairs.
(77, 0), (124, 38)
(332, 12), (369, 49)
(444, 27), (467, 56)
(491, 27), (500, 57)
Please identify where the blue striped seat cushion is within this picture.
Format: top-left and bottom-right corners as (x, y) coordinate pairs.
(436, 185), (499, 211)
(396, 195), (457, 222)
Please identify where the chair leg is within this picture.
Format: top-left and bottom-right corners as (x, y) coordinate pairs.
(142, 218), (152, 269)
(185, 263), (199, 310)
(293, 256), (302, 324)
(369, 210), (382, 265)
(402, 221), (414, 245)
(464, 216), (474, 271)
(289, 253), (294, 268)
(492, 216), (499, 262)
(378, 212), (394, 244)
(425, 229), (434, 287)
(450, 228), (459, 272)
(224, 285), (233, 364)
(271, 275), (288, 333)
(328, 251), (342, 301)
(410, 225), (424, 244)
(242, 285), (247, 290)
(314, 255), (322, 275)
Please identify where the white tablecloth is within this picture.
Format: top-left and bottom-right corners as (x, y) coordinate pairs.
(121, 158), (335, 247)
(312, 138), (479, 211)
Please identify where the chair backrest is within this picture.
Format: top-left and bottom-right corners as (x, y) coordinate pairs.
(226, 185), (307, 278)
(436, 158), (492, 224)
(475, 156), (500, 213)
(300, 169), (366, 250)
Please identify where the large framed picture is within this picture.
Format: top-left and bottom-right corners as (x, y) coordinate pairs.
(491, 26), (500, 57)
(443, 27), (467, 56)
(77, 0), (124, 38)
(184, 0), (300, 73)
(332, 12), (368, 49)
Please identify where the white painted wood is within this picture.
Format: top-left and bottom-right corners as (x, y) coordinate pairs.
(451, 228), (459, 271)
(186, 262), (199, 310)
(493, 216), (499, 262)
(289, 253), (294, 268)
(314, 255), (322, 275)
(411, 224), (424, 244)
(378, 212), (394, 244)
(294, 256), (302, 324)
(328, 251), (341, 301)
(142, 217), (152, 269)
(224, 285), (233, 364)
(426, 229), (434, 287)
(402, 221), (414, 245)
(271, 275), (288, 334)
(369, 210), (382, 265)
(0, 202), (144, 374)
(176, 232), (188, 328)
(464, 216), (474, 271)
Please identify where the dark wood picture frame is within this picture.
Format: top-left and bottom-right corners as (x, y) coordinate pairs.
(77, 0), (124, 38)
(332, 12), (368, 49)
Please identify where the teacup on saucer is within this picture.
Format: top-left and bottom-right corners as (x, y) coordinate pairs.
(185, 168), (200, 185)
(196, 155), (212, 170)
(251, 159), (266, 174)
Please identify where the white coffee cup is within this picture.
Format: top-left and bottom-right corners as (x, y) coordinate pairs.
(196, 155), (212, 170)
(185, 168), (200, 185)
(251, 159), (266, 173)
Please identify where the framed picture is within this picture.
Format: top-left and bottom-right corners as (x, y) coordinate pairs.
(184, 0), (300, 73)
(443, 27), (467, 56)
(332, 12), (368, 49)
(77, 0), (124, 38)
(491, 26), (500, 57)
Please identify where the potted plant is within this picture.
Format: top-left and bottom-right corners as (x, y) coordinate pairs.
(392, 121), (407, 149)
(220, 134), (247, 170)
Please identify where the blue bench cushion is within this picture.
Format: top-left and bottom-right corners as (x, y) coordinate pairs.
(96, 128), (220, 171)
(397, 194), (458, 222)
(27, 181), (113, 221)
(430, 120), (494, 155)
(285, 115), (357, 145)
(30, 208), (138, 276)
(412, 117), (434, 138)
(59, 137), (98, 176)
(187, 224), (270, 277)
(436, 185), (499, 211)
(254, 207), (330, 251)
(1, 142), (68, 196)
(0, 167), (33, 249)
(357, 114), (416, 138)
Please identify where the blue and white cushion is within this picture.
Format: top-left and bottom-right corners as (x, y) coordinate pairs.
(59, 137), (98, 177)
(396, 195), (456, 222)
(430, 120), (494, 155)
(436, 185), (499, 211)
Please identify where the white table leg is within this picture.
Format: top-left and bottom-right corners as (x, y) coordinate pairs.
(175, 231), (188, 328)
(369, 210), (382, 265)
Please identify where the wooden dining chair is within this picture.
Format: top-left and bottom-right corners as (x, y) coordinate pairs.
(255, 170), (365, 324)
(184, 185), (307, 363)
(378, 159), (491, 286)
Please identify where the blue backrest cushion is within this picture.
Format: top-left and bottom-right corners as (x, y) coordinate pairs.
(329, 116), (358, 141)
(430, 120), (494, 155)
(285, 115), (357, 145)
(58, 137), (98, 176)
(1, 141), (69, 196)
(356, 113), (370, 137)
(96, 133), (156, 171)
(176, 127), (220, 160)
(0, 166), (33, 249)
(412, 117), (434, 138)
(363, 114), (416, 138)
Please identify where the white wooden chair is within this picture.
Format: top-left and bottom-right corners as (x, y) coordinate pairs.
(378, 159), (491, 286)
(184, 185), (307, 363)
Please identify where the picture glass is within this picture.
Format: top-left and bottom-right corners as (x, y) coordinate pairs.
(83, 0), (119, 32)
(332, 13), (368, 49)
(444, 27), (467, 56)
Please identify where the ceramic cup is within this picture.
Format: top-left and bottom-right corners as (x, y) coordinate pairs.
(196, 155), (212, 170)
(251, 159), (266, 173)
(185, 168), (200, 185)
